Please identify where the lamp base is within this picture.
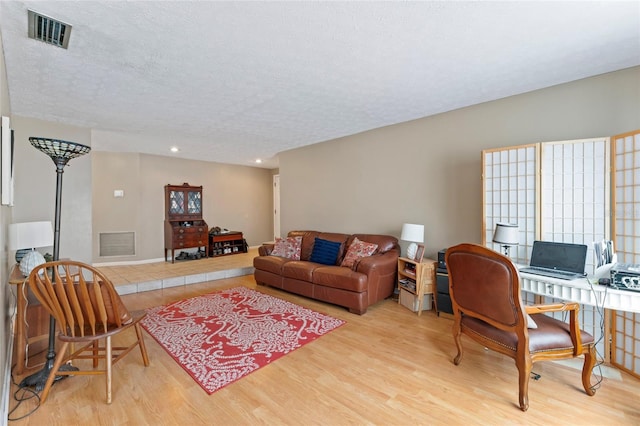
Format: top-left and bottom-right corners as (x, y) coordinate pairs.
(406, 242), (418, 260)
(19, 249), (46, 276)
(19, 358), (79, 391)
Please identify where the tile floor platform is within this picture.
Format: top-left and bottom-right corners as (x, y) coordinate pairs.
(98, 247), (257, 296)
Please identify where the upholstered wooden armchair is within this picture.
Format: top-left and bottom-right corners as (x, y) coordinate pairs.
(28, 260), (150, 404)
(445, 243), (596, 411)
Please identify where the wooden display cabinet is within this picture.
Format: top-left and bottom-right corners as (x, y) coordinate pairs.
(164, 183), (208, 263)
(397, 257), (436, 315)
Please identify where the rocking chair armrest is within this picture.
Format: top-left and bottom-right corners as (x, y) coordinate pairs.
(525, 302), (583, 355)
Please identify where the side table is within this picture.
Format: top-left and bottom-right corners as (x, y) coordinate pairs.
(8, 264), (47, 375)
(397, 257), (436, 316)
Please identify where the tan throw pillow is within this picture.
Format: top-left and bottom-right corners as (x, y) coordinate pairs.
(341, 237), (378, 269)
(271, 236), (302, 260)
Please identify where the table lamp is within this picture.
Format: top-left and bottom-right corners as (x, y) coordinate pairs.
(401, 223), (424, 260)
(493, 222), (519, 256)
(8, 221), (54, 276)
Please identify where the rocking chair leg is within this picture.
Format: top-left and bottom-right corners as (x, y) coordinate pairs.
(106, 336), (112, 404)
(40, 342), (69, 403)
(135, 323), (150, 366)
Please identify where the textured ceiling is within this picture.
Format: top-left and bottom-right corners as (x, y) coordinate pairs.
(1, 1), (639, 169)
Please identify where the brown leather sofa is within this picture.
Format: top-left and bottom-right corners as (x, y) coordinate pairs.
(253, 230), (400, 315)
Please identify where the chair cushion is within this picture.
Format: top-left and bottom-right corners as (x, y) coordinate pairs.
(462, 314), (594, 353)
(527, 314), (594, 352)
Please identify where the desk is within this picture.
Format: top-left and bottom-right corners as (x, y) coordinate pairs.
(520, 269), (640, 369)
(8, 265), (37, 375)
(519, 271), (640, 314)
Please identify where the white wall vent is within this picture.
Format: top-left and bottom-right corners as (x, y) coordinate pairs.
(28, 10), (72, 49)
(99, 232), (135, 257)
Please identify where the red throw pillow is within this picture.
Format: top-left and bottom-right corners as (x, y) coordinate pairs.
(341, 237), (378, 269)
(271, 236), (302, 260)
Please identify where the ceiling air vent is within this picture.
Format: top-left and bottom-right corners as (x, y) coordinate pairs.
(27, 10), (72, 49)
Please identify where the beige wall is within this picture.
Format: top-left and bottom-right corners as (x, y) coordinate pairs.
(11, 116), (93, 263)
(92, 152), (273, 262)
(0, 25), (12, 408)
(279, 67), (640, 259)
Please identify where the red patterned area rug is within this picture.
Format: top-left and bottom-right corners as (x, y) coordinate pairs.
(141, 286), (345, 394)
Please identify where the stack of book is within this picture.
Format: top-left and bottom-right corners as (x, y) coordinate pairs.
(399, 278), (416, 292)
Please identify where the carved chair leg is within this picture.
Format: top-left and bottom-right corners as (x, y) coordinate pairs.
(452, 319), (464, 365)
(517, 358), (532, 412)
(582, 344), (597, 396)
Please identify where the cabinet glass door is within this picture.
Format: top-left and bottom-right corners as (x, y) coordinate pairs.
(187, 191), (202, 214)
(169, 190), (184, 214)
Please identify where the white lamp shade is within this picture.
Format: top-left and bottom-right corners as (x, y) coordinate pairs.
(8, 221), (54, 250)
(493, 223), (519, 246)
(401, 223), (424, 243)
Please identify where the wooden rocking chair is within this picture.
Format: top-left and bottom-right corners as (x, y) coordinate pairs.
(28, 260), (150, 404)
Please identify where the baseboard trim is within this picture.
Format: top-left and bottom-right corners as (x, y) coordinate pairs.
(93, 246), (260, 267)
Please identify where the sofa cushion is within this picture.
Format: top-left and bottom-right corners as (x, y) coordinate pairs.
(282, 261), (319, 282)
(253, 255), (291, 275)
(310, 237), (342, 265)
(313, 266), (368, 292)
(341, 237), (379, 269)
(271, 236), (302, 260)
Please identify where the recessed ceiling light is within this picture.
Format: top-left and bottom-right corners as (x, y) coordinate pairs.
(170, 147), (179, 153)
(255, 159), (262, 164)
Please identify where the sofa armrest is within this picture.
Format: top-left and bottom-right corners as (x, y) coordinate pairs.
(354, 250), (399, 276)
(259, 243), (275, 256)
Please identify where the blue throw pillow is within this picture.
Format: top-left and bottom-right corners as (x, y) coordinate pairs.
(309, 237), (342, 265)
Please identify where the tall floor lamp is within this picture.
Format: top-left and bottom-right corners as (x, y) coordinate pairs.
(19, 138), (91, 390)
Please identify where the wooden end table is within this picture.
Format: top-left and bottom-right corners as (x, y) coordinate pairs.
(8, 264), (48, 375)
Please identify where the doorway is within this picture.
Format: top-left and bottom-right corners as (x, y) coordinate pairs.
(273, 174), (280, 240)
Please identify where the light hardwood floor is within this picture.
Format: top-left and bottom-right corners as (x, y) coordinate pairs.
(7, 257), (640, 425)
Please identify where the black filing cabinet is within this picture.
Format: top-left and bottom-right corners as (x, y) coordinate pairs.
(436, 266), (453, 315)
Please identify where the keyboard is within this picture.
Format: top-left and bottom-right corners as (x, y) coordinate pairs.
(519, 266), (585, 281)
